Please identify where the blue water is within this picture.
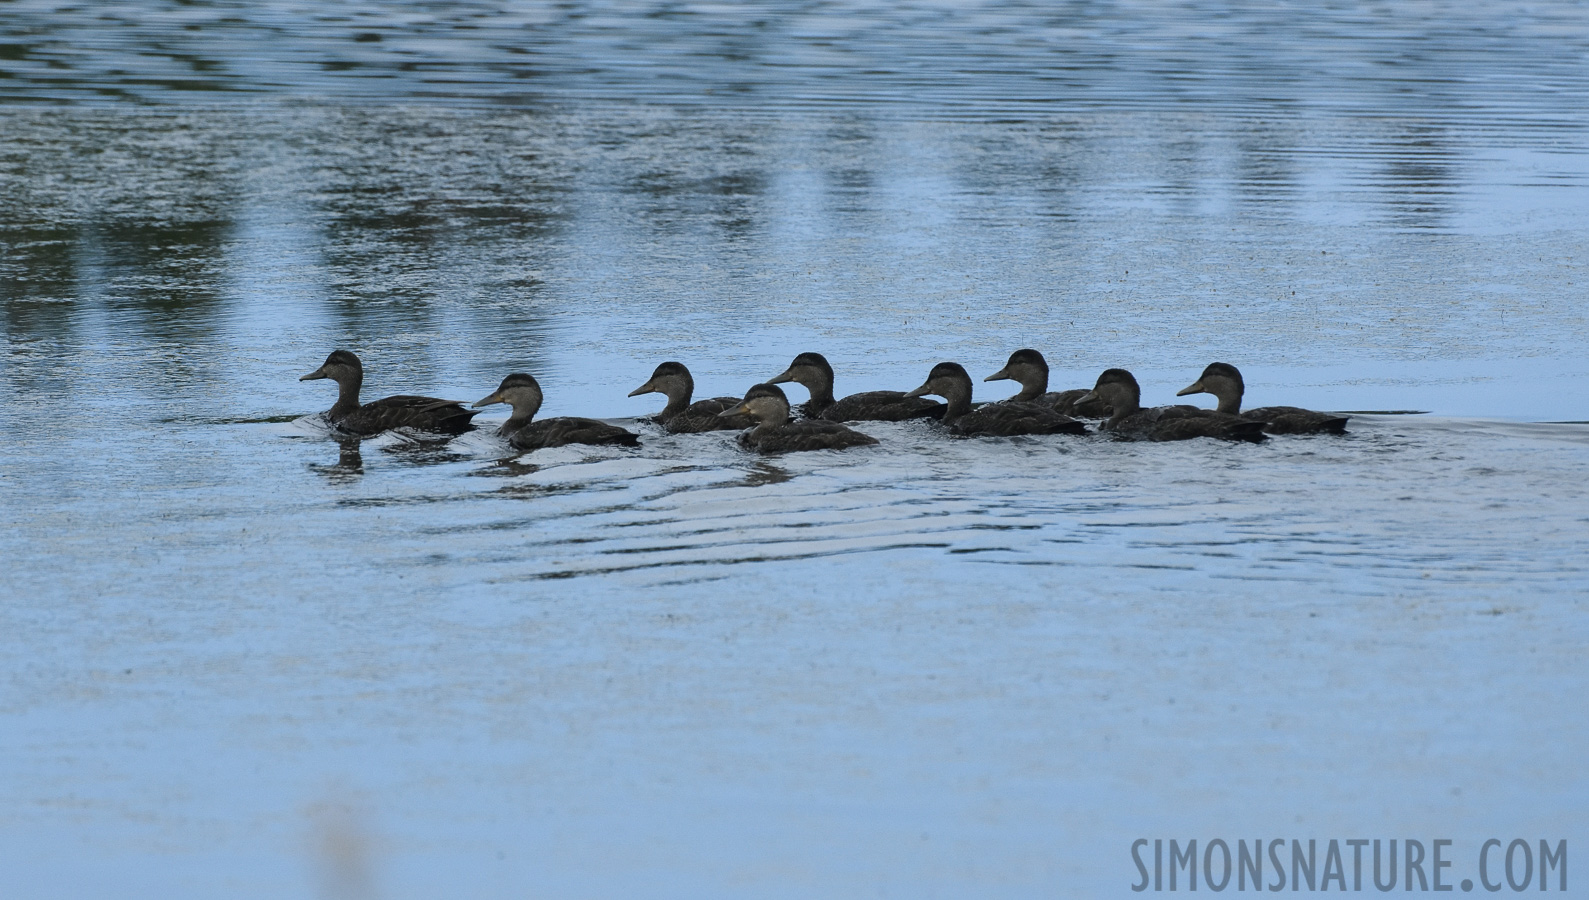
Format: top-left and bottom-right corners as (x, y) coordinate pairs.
(3, 3), (1588, 897)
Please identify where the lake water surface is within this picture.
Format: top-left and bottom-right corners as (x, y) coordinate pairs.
(3, 2), (1588, 897)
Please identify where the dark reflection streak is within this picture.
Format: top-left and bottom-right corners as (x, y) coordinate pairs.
(1, 225), (80, 344)
(1234, 123), (1301, 207)
(304, 111), (562, 380)
(1373, 124), (1462, 229)
(308, 437), (364, 482)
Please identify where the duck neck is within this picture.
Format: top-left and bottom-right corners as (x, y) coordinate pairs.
(1105, 392), (1141, 428)
(500, 407), (536, 434)
(658, 381), (693, 419)
(330, 374), (363, 419)
(499, 392), (542, 434)
(1214, 387), (1243, 415)
(1012, 366), (1048, 401)
(800, 372), (836, 413)
(938, 383), (975, 424)
(751, 402), (791, 434)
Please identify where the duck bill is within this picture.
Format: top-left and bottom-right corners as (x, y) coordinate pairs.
(717, 400), (751, 418)
(1076, 390), (1099, 405)
(767, 367), (796, 385)
(472, 391), (505, 408)
(903, 384), (932, 399)
(627, 378), (657, 398)
(299, 367), (328, 381)
(983, 367), (1011, 383)
(1175, 380), (1205, 397)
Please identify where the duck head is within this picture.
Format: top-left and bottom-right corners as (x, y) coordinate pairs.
(474, 373), (544, 424)
(767, 352), (835, 396)
(1177, 362), (1245, 414)
(300, 349), (363, 384)
(629, 361), (694, 400)
(905, 361), (974, 420)
(1078, 368), (1142, 420)
(718, 383), (791, 425)
(984, 348), (1050, 400)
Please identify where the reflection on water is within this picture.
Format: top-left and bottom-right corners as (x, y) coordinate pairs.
(307, 436), (365, 482)
(3, 0), (1588, 124)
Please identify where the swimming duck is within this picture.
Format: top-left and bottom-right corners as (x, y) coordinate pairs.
(299, 350), (477, 436)
(718, 383), (879, 453)
(474, 373), (640, 451)
(1176, 363), (1350, 434)
(1079, 368), (1267, 443)
(906, 362), (1088, 437)
(628, 361), (756, 433)
(768, 352), (944, 422)
(984, 348), (1111, 418)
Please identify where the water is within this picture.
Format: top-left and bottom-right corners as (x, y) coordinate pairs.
(3, 3), (1589, 897)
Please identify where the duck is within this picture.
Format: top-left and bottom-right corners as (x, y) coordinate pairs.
(768, 352), (944, 422)
(905, 362), (1088, 437)
(628, 361), (756, 433)
(984, 348), (1111, 418)
(1078, 368), (1267, 443)
(718, 383), (879, 453)
(1176, 363), (1350, 434)
(474, 373), (640, 451)
(299, 350), (478, 436)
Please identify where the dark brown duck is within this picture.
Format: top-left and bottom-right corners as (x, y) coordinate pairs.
(1177, 362), (1350, 434)
(907, 362), (1088, 437)
(1080, 368), (1267, 443)
(299, 350), (477, 437)
(475, 373), (640, 451)
(628, 361), (756, 433)
(984, 348), (1111, 418)
(718, 384), (879, 453)
(768, 352), (944, 422)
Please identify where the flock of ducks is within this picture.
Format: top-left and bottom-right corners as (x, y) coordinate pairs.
(300, 349), (1349, 454)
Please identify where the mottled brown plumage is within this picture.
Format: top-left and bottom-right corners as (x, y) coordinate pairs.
(300, 350), (477, 437)
(1177, 362), (1350, 435)
(1082, 368), (1267, 443)
(475, 373), (640, 451)
(908, 362), (1088, 437)
(719, 384), (879, 453)
(768, 352), (944, 422)
(984, 348), (1111, 418)
(628, 361), (756, 433)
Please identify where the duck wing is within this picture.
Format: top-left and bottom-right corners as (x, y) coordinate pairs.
(1146, 407), (1267, 442)
(336, 395), (478, 436)
(1243, 406), (1350, 435)
(1042, 388), (1111, 418)
(738, 420), (879, 453)
(1104, 408), (1266, 443)
(664, 397), (758, 433)
(509, 416), (641, 451)
(820, 391), (945, 423)
(950, 401), (1088, 437)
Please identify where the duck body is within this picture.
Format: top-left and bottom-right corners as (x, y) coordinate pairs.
(770, 352), (944, 422)
(720, 384), (879, 453)
(1082, 369), (1267, 443)
(663, 397), (757, 433)
(1177, 362), (1349, 435)
(629, 361), (757, 433)
(985, 349), (1111, 418)
(1241, 405), (1349, 435)
(476, 373), (640, 452)
(951, 400), (1089, 437)
(908, 361), (1087, 437)
(1043, 388), (1113, 419)
(505, 416), (641, 451)
(300, 350), (477, 437)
